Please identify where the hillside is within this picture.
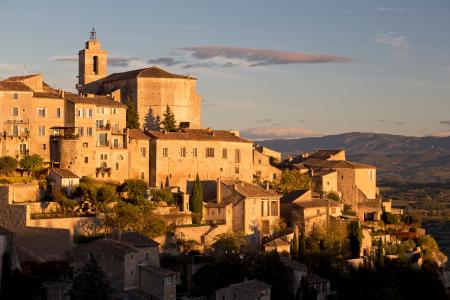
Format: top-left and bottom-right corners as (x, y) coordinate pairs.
(258, 132), (450, 183)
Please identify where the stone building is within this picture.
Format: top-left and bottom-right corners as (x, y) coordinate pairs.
(215, 279), (271, 300)
(202, 179), (280, 235)
(73, 232), (176, 300)
(147, 129), (253, 191)
(76, 30), (201, 130)
(47, 168), (80, 195)
(279, 149), (377, 206)
(252, 147), (281, 184)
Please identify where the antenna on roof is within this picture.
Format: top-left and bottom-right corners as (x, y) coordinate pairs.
(89, 27), (96, 41)
(23, 64), (28, 75)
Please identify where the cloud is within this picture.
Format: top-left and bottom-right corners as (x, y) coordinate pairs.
(182, 61), (239, 69)
(48, 55), (139, 67)
(0, 63), (27, 75)
(374, 32), (410, 49)
(254, 118), (274, 124)
(241, 126), (320, 140)
(395, 121), (404, 126)
(147, 57), (183, 67)
(430, 130), (450, 137)
(378, 119), (385, 122)
(181, 46), (352, 67)
(371, 7), (426, 14)
(298, 119), (307, 123)
(439, 120), (450, 126)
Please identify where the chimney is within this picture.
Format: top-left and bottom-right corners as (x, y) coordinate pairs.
(216, 177), (221, 205)
(265, 181), (270, 190)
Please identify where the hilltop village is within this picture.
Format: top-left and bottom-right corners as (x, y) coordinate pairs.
(0, 31), (447, 300)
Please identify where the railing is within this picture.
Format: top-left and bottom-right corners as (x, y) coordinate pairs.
(96, 141), (110, 147)
(3, 131), (29, 138)
(96, 124), (111, 130)
(50, 134), (80, 141)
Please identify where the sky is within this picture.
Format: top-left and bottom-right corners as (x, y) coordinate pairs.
(0, 0), (449, 140)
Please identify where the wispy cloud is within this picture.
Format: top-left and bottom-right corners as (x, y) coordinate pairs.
(181, 46), (352, 67)
(255, 118), (274, 124)
(371, 7), (426, 14)
(374, 32), (411, 56)
(48, 55), (139, 67)
(440, 120), (450, 126)
(395, 121), (404, 126)
(429, 130), (450, 137)
(241, 126), (320, 140)
(147, 57), (183, 67)
(182, 62), (238, 69)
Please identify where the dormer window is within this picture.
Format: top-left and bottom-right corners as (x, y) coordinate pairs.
(93, 56), (99, 74)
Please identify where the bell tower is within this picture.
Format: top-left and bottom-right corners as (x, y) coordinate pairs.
(78, 28), (107, 86)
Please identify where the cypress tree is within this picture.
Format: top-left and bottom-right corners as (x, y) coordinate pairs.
(165, 175), (170, 188)
(376, 238), (384, 267)
(299, 228), (306, 262)
(190, 174), (203, 224)
(348, 221), (363, 258)
(71, 256), (112, 300)
(291, 231), (299, 259)
(125, 98), (140, 129)
(161, 105), (177, 131)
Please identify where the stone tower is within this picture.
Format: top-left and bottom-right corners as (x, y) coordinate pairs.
(78, 28), (107, 86)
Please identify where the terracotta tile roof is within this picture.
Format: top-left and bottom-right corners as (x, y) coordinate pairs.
(295, 159), (375, 170)
(140, 265), (175, 276)
(3, 74), (40, 81)
(128, 129), (149, 140)
(226, 279), (271, 296)
(280, 189), (311, 204)
(114, 232), (159, 248)
(280, 257), (308, 272)
(101, 66), (195, 84)
(222, 180), (279, 198)
(263, 236), (291, 248)
(313, 170), (336, 177)
(65, 92), (126, 107)
(308, 149), (344, 159)
(50, 168), (79, 179)
(33, 92), (62, 99)
(293, 199), (341, 209)
(0, 81), (33, 92)
(147, 129), (251, 143)
(83, 238), (138, 254)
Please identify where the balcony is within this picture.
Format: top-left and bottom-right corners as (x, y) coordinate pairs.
(3, 131), (29, 138)
(96, 141), (110, 147)
(50, 134), (80, 141)
(96, 124), (111, 131)
(96, 166), (111, 177)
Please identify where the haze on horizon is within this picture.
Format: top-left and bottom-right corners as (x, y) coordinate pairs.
(0, 0), (449, 140)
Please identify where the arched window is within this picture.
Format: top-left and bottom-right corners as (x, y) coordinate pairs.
(93, 56), (99, 74)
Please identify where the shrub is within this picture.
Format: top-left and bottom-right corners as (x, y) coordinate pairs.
(0, 156), (17, 176)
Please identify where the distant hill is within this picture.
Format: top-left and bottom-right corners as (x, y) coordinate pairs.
(258, 132), (450, 184)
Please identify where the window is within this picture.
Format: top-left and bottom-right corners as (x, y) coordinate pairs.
(145, 252), (149, 261)
(162, 148), (168, 157)
(165, 276), (174, 286)
(84, 157), (89, 163)
(206, 147), (215, 158)
(88, 109), (93, 118)
(222, 148), (228, 159)
(37, 107), (46, 117)
(331, 207), (336, 214)
(87, 127), (93, 136)
(41, 144), (46, 150)
(83, 142), (89, 148)
(113, 138), (119, 148)
(271, 200), (278, 216)
(130, 270), (133, 277)
(317, 209), (321, 215)
(19, 144), (27, 155)
(141, 172), (145, 180)
(93, 56), (99, 74)
(11, 107), (18, 116)
(130, 254), (134, 260)
(77, 109), (83, 118)
(180, 147), (186, 157)
(234, 149), (241, 163)
(56, 107), (61, 118)
(261, 200), (269, 217)
(39, 126), (45, 136)
(140, 147), (147, 157)
(234, 166), (239, 174)
(116, 163), (119, 170)
(13, 93), (18, 100)
(111, 108), (117, 115)
(100, 154), (108, 160)
(192, 148), (198, 157)
(12, 125), (18, 136)
(96, 119), (104, 128)
(78, 127), (84, 136)
(97, 107), (105, 115)
(98, 133), (108, 146)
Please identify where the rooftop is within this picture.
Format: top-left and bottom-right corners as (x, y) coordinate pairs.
(293, 199), (341, 209)
(280, 189), (311, 204)
(140, 264), (175, 276)
(263, 236), (291, 248)
(128, 129), (149, 140)
(222, 180), (279, 198)
(83, 238), (138, 255)
(0, 81), (33, 92)
(308, 149), (344, 159)
(49, 168), (79, 179)
(101, 66), (195, 84)
(65, 93), (125, 107)
(227, 279), (271, 296)
(147, 129), (251, 143)
(113, 231), (159, 248)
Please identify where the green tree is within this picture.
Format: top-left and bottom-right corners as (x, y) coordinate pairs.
(0, 156), (17, 176)
(348, 221), (363, 258)
(20, 154), (43, 177)
(125, 98), (140, 129)
(276, 169), (312, 194)
(418, 235), (440, 261)
(161, 105), (177, 131)
(119, 179), (148, 205)
(299, 228), (306, 262)
(291, 231), (299, 259)
(327, 191), (340, 201)
(150, 188), (175, 205)
(190, 174), (203, 224)
(54, 189), (75, 215)
(213, 232), (245, 255)
(71, 256), (111, 300)
(381, 211), (399, 225)
(376, 238), (384, 267)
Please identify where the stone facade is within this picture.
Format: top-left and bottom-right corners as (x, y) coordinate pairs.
(215, 279), (271, 300)
(252, 148), (281, 183)
(148, 129), (253, 192)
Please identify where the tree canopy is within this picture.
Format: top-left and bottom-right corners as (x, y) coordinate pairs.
(0, 156), (17, 176)
(71, 256), (111, 300)
(119, 179), (148, 205)
(161, 105), (177, 131)
(348, 221), (363, 258)
(125, 98), (140, 129)
(190, 174), (203, 224)
(276, 169), (313, 194)
(20, 154), (43, 176)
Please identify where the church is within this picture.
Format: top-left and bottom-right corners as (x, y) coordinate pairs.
(76, 29), (202, 130)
